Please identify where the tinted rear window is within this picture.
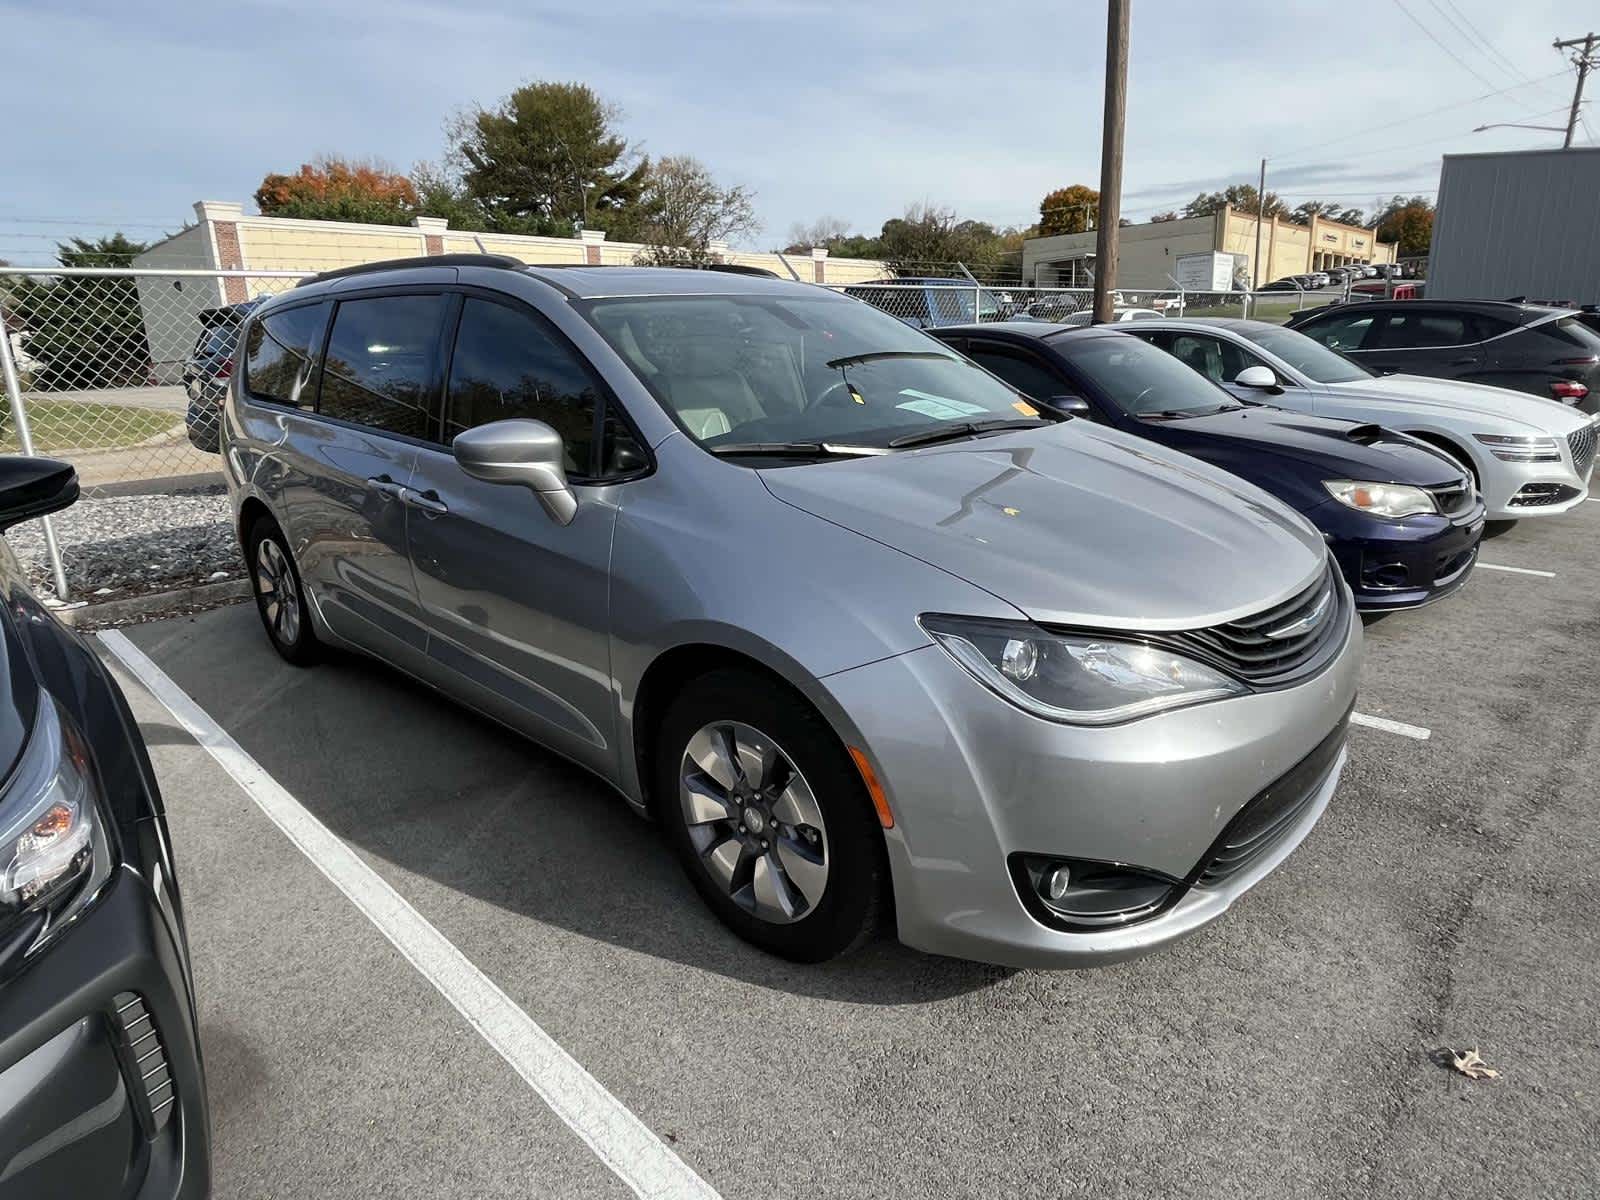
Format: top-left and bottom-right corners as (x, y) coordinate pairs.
(243, 304), (327, 407)
(319, 294), (447, 440)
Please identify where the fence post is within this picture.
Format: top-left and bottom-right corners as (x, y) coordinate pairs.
(0, 304), (71, 600)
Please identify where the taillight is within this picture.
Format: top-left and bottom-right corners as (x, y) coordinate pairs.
(1550, 379), (1589, 402)
(213, 359), (233, 380)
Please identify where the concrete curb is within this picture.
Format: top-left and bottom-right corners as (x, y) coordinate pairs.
(53, 577), (252, 628)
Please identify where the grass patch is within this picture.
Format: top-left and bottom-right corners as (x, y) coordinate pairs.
(0, 401), (179, 453)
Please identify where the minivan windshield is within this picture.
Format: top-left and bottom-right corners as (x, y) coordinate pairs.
(583, 294), (1051, 455)
(1235, 324), (1373, 384)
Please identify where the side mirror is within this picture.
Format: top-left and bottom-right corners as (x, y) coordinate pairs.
(452, 419), (577, 526)
(0, 456), (78, 532)
(1233, 365), (1280, 391)
(1049, 395), (1092, 418)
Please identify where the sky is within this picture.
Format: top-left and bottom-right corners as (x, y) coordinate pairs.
(0, 0), (1592, 263)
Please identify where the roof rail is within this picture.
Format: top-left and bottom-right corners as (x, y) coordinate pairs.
(296, 253), (523, 287)
(520, 262), (781, 279)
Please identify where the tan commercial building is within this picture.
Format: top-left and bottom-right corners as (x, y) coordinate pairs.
(1022, 206), (1396, 291)
(131, 199), (889, 382)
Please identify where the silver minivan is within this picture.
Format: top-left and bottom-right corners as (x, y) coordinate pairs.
(222, 257), (1362, 967)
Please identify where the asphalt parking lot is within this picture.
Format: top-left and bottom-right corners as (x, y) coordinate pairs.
(98, 500), (1600, 1200)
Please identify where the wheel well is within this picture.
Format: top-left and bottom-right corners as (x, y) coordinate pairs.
(631, 645), (819, 821)
(1402, 430), (1479, 487)
(237, 496), (272, 546)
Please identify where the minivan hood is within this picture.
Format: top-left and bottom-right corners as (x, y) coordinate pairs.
(1156, 407), (1462, 486)
(760, 423), (1328, 631)
(1328, 373), (1591, 435)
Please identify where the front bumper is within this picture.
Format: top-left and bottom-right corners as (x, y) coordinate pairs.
(1480, 456), (1591, 520)
(823, 602), (1362, 968)
(0, 866), (210, 1199)
(1313, 497), (1485, 611)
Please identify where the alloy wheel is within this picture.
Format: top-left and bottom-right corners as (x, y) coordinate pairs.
(255, 537), (300, 646)
(679, 721), (828, 924)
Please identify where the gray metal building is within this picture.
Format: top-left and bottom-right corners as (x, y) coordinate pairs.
(1428, 146), (1600, 304)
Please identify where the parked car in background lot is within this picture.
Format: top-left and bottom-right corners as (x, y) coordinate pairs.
(841, 277), (1001, 328)
(1046, 306), (1165, 327)
(1128, 317), (1599, 518)
(1287, 299), (1600, 413)
(223, 256), (1361, 968)
(0, 456), (209, 1198)
(933, 322), (1483, 611)
(183, 299), (259, 452)
(1261, 278), (1304, 292)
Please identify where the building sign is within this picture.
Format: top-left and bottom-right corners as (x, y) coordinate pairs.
(1175, 251), (1234, 291)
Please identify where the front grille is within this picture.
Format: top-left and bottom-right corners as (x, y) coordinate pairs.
(1425, 479), (1475, 517)
(1509, 483), (1580, 507)
(1173, 561), (1346, 687)
(1435, 545), (1476, 584)
(1193, 708), (1350, 887)
(1569, 422), (1597, 477)
(108, 992), (176, 1135)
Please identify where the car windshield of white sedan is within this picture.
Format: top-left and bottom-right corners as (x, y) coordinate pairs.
(1236, 325), (1373, 385)
(583, 294), (1051, 455)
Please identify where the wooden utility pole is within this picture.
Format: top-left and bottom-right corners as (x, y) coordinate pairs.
(1092, 0), (1131, 324)
(1253, 158), (1267, 287)
(1554, 33), (1596, 149)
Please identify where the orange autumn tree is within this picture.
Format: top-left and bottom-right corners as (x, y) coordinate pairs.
(254, 158), (420, 225)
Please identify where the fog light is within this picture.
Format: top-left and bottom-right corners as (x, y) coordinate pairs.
(1043, 864), (1071, 902)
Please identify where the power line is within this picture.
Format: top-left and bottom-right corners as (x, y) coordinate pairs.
(1438, 0), (1541, 84)
(1268, 66), (1571, 161)
(1426, 0), (1526, 87)
(1392, 0), (1501, 89)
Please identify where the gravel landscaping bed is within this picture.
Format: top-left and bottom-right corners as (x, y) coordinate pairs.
(7, 485), (242, 601)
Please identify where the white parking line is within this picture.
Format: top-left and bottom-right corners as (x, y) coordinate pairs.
(1476, 562), (1556, 578)
(98, 630), (721, 1200)
(1350, 711), (1431, 740)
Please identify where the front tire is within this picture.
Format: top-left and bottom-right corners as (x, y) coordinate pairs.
(656, 669), (886, 962)
(246, 516), (319, 666)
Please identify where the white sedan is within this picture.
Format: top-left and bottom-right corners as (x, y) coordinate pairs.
(1125, 317), (1598, 519)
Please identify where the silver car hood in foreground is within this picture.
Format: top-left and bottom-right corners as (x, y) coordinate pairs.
(761, 423), (1327, 631)
(1327, 373), (1591, 435)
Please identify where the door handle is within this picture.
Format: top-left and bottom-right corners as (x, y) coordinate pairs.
(1449, 356), (1477, 365)
(401, 487), (449, 516)
(367, 474), (404, 500)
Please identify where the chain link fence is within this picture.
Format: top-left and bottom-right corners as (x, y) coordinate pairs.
(0, 263), (1394, 605)
(0, 267), (311, 602)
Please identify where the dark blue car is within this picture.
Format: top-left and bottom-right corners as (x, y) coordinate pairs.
(931, 322), (1485, 612)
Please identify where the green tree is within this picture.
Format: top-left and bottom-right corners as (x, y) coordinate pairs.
(450, 81), (649, 236)
(631, 155), (759, 264)
(1373, 195), (1434, 257)
(5, 235), (153, 390)
(1038, 184), (1099, 236)
(254, 157), (419, 224)
(1149, 210), (1180, 222)
(1183, 184), (1288, 219)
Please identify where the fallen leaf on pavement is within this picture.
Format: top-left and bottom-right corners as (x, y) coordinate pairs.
(1449, 1048), (1500, 1080)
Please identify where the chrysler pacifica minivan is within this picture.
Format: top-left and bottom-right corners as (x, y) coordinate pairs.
(221, 257), (1362, 967)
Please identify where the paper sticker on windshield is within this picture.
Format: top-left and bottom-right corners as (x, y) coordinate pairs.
(895, 389), (990, 420)
(1012, 400), (1039, 416)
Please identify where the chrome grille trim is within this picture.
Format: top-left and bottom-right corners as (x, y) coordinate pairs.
(1425, 479), (1474, 517)
(1172, 561), (1347, 687)
(1569, 423), (1597, 477)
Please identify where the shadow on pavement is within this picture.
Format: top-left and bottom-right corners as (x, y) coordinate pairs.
(123, 606), (1007, 1005)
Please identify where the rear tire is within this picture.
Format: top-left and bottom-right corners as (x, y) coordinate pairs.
(656, 668), (886, 962)
(246, 516), (320, 666)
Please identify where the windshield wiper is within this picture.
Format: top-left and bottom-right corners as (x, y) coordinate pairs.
(706, 441), (886, 458)
(1140, 405), (1231, 420)
(887, 418), (1048, 449)
(824, 350), (951, 369)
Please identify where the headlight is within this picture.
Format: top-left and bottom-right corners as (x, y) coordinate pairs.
(0, 696), (111, 955)
(920, 615), (1247, 725)
(1472, 433), (1561, 463)
(1322, 479), (1437, 518)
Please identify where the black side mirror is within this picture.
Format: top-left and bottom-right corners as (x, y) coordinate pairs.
(0, 456), (78, 532)
(1049, 395), (1092, 418)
